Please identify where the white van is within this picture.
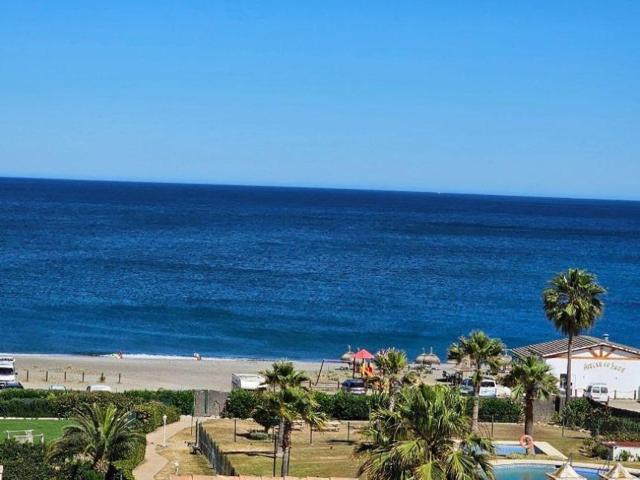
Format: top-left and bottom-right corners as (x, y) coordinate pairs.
(0, 357), (17, 384)
(231, 374), (266, 390)
(584, 383), (609, 403)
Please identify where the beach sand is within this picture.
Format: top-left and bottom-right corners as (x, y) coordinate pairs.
(11, 354), (333, 392)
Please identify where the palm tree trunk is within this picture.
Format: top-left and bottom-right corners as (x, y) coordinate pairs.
(566, 334), (573, 403)
(524, 394), (534, 445)
(276, 418), (285, 454)
(280, 423), (292, 476)
(472, 388), (480, 433)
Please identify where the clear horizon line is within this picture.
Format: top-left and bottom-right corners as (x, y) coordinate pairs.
(2, 173), (639, 204)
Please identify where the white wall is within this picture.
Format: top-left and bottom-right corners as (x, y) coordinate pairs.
(610, 445), (640, 461)
(545, 348), (640, 399)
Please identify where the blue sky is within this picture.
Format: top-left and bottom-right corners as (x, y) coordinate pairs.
(1, 1), (639, 199)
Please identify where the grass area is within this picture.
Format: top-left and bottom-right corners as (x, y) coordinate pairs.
(0, 419), (72, 443)
(205, 419), (640, 477)
(203, 418), (366, 477)
(154, 426), (214, 480)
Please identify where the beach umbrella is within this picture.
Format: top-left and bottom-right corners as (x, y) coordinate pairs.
(546, 463), (586, 480)
(416, 347), (441, 366)
(599, 463), (636, 480)
(341, 345), (355, 364)
(353, 348), (375, 364)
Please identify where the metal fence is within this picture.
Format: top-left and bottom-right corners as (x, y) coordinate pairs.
(197, 421), (237, 476)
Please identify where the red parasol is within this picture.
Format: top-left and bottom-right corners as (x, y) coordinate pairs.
(353, 349), (375, 360)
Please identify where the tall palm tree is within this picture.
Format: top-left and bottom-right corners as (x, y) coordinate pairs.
(504, 356), (558, 445)
(543, 268), (606, 402)
(448, 331), (505, 433)
(274, 386), (326, 476)
(358, 384), (495, 480)
(374, 348), (409, 411)
(261, 361), (309, 391)
(261, 361), (310, 453)
(50, 403), (143, 475)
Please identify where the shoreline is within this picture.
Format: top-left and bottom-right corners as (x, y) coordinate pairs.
(9, 353), (334, 392)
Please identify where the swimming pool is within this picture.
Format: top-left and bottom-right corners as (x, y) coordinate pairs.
(494, 464), (606, 480)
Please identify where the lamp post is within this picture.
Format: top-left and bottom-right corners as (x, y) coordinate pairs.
(162, 414), (167, 447)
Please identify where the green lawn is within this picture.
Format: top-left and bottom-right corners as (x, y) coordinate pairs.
(0, 419), (73, 443)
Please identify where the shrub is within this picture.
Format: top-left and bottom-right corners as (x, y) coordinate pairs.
(223, 389), (258, 419)
(251, 393), (280, 432)
(133, 401), (181, 434)
(463, 397), (523, 423)
(327, 391), (371, 420)
(558, 398), (592, 428)
(0, 440), (54, 480)
(123, 390), (194, 415)
(113, 441), (146, 480)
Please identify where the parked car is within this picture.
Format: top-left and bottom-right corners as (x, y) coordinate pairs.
(584, 383), (610, 403)
(49, 384), (67, 391)
(341, 378), (366, 395)
(86, 384), (112, 392)
(0, 381), (23, 390)
(459, 377), (503, 398)
(231, 374), (267, 390)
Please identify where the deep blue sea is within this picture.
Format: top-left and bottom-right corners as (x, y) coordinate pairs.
(1, 177), (639, 361)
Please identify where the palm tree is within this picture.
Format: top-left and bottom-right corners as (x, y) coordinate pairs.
(50, 403), (143, 475)
(374, 348), (409, 411)
(261, 361), (309, 391)
(504, 356), (558, 445)
(358, 384), (495, 480)
(261, 361), (310, 452)
(543, 268), (606, 402)
(274, 386), (326, 476)
(449, 331), (504, 433)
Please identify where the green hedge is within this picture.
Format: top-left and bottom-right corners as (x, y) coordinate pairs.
(224, 390), (381, 421)
(0, 440), (55, 480)
(113, 441), (146, 480)
(0, 389), (193, 418)
(474, 397), (524, 423)
(558, 398), (640, 439)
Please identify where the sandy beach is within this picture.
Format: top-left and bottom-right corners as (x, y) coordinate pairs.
(11, 354), (332, 392)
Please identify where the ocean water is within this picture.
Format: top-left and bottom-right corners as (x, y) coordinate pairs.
(1, 177), (639, 361)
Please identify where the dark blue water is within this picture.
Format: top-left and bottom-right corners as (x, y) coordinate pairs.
(1, 177), (639, 360)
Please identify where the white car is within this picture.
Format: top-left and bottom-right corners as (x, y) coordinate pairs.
(584, 383), (609, 403)
(460, 377), (503, 398)
(86, 384), (112, 392)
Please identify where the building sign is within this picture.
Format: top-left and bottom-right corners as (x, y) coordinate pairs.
(583, 361), (625, 374)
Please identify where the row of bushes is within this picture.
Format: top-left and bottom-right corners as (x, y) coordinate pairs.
(558, 398), (640, 440)
(0, 389), (193, 417)
(223, 388), (524, 423)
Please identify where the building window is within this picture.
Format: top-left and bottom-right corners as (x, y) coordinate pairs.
(560, 374), (568, 390)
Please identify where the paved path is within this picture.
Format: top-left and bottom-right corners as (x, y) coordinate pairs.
(134, 415), (194, 480)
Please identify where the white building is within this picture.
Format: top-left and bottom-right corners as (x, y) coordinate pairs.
(602, 442), (640, 461)
(512, 335), (640, 399)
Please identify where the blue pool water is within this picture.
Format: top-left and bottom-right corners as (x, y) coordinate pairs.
(495, 465), (605, 480)
(1, 177), (640, 359)
(495, 444), (542, 456)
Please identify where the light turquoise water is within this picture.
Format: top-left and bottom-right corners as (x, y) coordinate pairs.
(495, 465), (606, 480)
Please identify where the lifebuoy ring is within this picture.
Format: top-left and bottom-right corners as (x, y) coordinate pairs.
(519, 434), (534, 449)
